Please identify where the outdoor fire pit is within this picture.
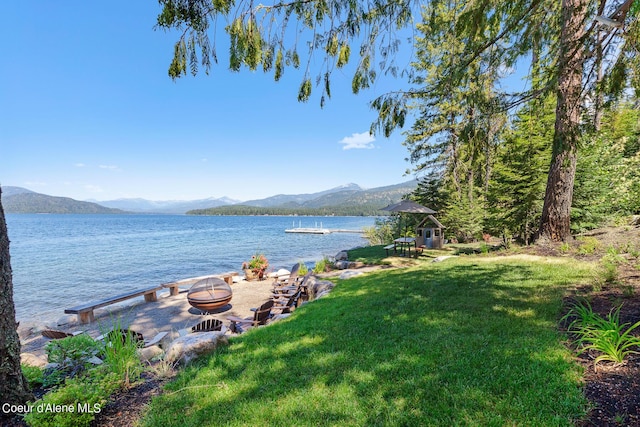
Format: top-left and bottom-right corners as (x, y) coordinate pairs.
(187, 277), (233, 312)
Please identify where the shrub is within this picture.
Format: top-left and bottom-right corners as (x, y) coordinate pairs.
(24, 371), (120, 427)
(362, 217), (396, 245)
(564, 301), (640, 366)
(603, 245), (626, 264)
(22, 364), (44, 388)
(43, 334), (102, 386)
(313, 257), (333, 273)
(577, 236), (600, 255)
(597, 260), (620, 285)
(100, 328), (144, 387)
(27, 320), (145, 427)
(297, 261), (309, 276)
(45, 334), (101, 366)
(562, 299), (599, 332)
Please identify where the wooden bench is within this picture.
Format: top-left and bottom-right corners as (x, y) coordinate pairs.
(383, 244), (396, 256)
(65, 285), (164, 324)
(219, 271), (239, 285)
(161, 282), (182, 297)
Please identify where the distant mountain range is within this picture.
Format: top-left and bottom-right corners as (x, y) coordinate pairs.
(93, 196), (240, 214)
(2, 187), (126, 214)
(1, 180), (418, 215)
(241, 182), (417, 211)
(241, 183), (363, 207)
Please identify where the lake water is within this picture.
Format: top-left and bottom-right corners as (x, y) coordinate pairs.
(5, 214), (377, 324)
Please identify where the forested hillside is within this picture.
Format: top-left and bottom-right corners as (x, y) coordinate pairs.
(4, 192), (126, 214)
(189, 181), (416, 216)
(188, 205), (383, 216)
(408, 100), (639, 243)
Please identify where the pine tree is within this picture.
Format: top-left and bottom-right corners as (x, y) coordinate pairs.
(488, 97), (554, 244)
(154, 0), (639, 241)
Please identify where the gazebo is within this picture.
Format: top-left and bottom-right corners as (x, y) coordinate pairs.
(382, 200), (445, 249)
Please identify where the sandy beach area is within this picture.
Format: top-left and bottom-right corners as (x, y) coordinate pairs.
(17, 259), (387, 366)
(18, 275), (278, 361)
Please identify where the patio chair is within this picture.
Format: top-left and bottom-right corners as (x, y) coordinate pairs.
(274, 268), (308, 289)
(179, 318), (227, 337)
(227, 299), (274, 334)
(272, 272), (312, 302)
(191, 318), (225, 333)
(41, 329), (84, 340)
(274, 263), (302, 288)
(272, 287), (303, 315)
(97, 328), (168, 348)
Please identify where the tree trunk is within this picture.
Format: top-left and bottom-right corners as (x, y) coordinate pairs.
(593, 27), (604, 131)
(538, 0), (587, 242)
(448, 114), (462, 196)
(0, 187), (33, 416)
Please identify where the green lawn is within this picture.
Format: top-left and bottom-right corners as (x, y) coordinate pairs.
(141, 256), (593, 426)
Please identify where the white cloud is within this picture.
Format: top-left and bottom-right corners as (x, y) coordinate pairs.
(75, 163), (86, 168)
(99, 165), (119, 170)
(339, 132), (375, 150)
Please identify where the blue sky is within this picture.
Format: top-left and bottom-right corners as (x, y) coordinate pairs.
(1, 2), (419, 202)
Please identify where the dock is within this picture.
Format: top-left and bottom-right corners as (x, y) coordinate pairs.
(285, 227), (331, 234)
(284, 228), (364, 234)
(284, 220), (364, 234)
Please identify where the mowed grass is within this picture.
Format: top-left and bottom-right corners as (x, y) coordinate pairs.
(141, 256), (593, 426)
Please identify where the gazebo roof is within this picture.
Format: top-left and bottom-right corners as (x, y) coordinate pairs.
(381, 200), (437, 214)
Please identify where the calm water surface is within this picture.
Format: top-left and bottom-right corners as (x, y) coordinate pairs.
(5, 214), (376, 323)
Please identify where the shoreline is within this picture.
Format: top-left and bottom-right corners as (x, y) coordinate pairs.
(8, 214), (373, 326)
(16, 242), (369, 366)
(18, 274), (280, 363)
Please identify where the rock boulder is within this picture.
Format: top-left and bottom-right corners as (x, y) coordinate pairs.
(306, 276), (336, 300)
(165, 331), (228, 365)
(335, 251), (349, 261)
(339, 270), (364, 280)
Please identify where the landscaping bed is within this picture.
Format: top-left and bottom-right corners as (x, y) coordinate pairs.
(523, 225), (640, 426)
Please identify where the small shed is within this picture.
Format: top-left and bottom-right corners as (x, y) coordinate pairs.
(415, 215), (446, 249)
(382, 200), (446, 249)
